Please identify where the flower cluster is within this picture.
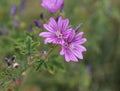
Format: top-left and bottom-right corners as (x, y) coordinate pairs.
(39, 0), (87, 62)
(39, 17), (87, 62)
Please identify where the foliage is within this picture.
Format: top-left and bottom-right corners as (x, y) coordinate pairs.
(0, 0), (120, 91)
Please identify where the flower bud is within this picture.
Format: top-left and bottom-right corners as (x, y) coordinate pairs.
(34, 19), (41, 28)
(10, 4), (17, 16)
(11, 55), (16, 62)
(75, 23), (83, 32)
(42, 51), (47, 55)
(40, 12), (44, 20)
(4, 58), (11, 67)
(20, 0), (26, 14)
(13, 62), (19, 68)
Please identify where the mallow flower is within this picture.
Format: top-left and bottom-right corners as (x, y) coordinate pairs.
(39, 16), (71, 44)
(10, 4), (17, 16)
(60, 30), (87, 62)
(41, 0), (64, 13)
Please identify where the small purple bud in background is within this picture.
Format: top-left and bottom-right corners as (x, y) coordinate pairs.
(20, 0), (26, 14)
(4, 58), (9, 63)
(2, 84), (5, 89)
(0, 79), (2, 83)
(75, 23), (83, 33)
(4, 58), (11, 67)
(55, 16), (59, 22)
(42, 50), (47, 55)
(7, 62), (11, 67)
(10, 4), (17, 16)
(60, 3), (64, 13)
(34, 19), (41, 28)
(29, 25), (33, 32)
(40, 12), (44, 20)
(14, 18), (19, 29)
(11, 55), (16, 62)
(86, 64), (92, 74)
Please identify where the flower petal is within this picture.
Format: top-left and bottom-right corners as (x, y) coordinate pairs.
(63, 28), (72, 38)
(49, 17), (58, 31)
(67, 30), (75, 42)
(44, 38), (55, 44)
(60, 47), (65, 55)
(76, 45), (87, 52)
(43, 24), (55, 32)
(73, 38), (87, 44)
(39, 32), (54, 37)
(64, 49), (78, 62)
(71, 48), (83, 59)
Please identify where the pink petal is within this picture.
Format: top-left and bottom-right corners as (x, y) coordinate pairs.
(43, 24), (55, 32)
(65, 50), (78, 62)
(44, 38), (55, 44)
(52, 38), (64, 44)
(73, 38), (87, 44)
(58, 16), (62, 31)
(71, 48), (83, 59)
(60, 47), (65, 55)
(76, 45), (87, 52)
(39, 32), (54, 37)
(75, 32), (84, 39)
(67, 30), (75, 42)
(60, 19), (69, 33)
(49, 17), (57, 31)
(63, 28), (72, 38)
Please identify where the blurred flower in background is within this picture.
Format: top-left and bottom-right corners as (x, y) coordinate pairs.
(41, 0), (64, 13)
(10, 4), (17, 16)
(19, 0), (26, 14)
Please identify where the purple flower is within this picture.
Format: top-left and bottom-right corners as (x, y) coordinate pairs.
(41, 0), (64, 13)
(60, 30), (87, 62)
(34, 19), (41, 28)
(39, 16), (71, 44)
(14, 18), (19, 29)
(10, 4), (17, 16)
(4, 58), (11, 67)
(29, 25), (33, 32)
(20, 0), (26, 14)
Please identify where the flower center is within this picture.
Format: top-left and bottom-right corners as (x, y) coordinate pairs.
(56, 31), (63, 38)
(64, 43), (69, 48)
(64, 42), (74, 49)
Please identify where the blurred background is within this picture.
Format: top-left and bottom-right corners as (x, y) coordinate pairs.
(0, 0), (120, 91)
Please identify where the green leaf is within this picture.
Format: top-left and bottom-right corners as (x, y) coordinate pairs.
(43, 62), (48, 70)
(32, 42), (40, 49)
(36, 59), (44, 71)
(52, 60), (65, 71)
(48, 65), (55, 74)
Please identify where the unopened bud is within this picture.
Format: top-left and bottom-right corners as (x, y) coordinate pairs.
(60, 3), (64, 13)
(13, 63), (19, 68)
(75, 23), (83, 32)
(4, 58), (11, 67)
(34, 19), (41, 28)
(11, 55), (16, 62)
(42, 51), (47, 55)
(40, 12), (44, 20)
